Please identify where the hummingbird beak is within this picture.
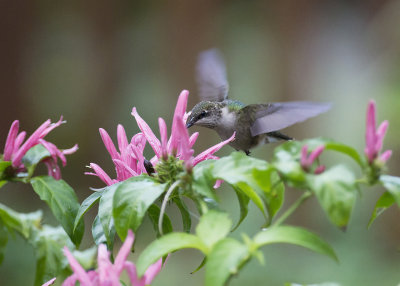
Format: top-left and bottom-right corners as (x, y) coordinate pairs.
(186, 121), (193, 128)
(186, 117), (194, 128)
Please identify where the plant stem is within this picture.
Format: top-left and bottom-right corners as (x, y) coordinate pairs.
(159, 180), (180, 235)
(273, 191), (313, 227)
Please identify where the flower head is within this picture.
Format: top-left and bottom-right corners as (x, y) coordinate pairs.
(300, 144), (325, 174)
(131, 90), (235, 174)
(62, 230), (165, 286)
(1, 118), (78, 179)
(364, 100), (392, 164)
(88, 90), (234, 186)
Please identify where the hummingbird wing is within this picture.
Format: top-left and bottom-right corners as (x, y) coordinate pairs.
(196, 48), (229, 102)
(249, 101), (332, 136)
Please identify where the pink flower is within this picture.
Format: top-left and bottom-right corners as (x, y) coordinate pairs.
(85, 125), (147, 186)
(42, 278), (56, 286)
(131, 90), (235, 171)
(88, 90), (234, 186)
(62, 230), (165, 286)
(364, 100), (392, 164)
(300, 145), (325, 174)
(2, 118), (78, 179)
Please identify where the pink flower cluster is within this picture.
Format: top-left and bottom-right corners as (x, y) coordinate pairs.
(364, 100), (392, 164)
(88, 90), (234, 185)
(300, 145), (325, 174)
(44, 230), (164, 286)
(2, 118), (78, 179)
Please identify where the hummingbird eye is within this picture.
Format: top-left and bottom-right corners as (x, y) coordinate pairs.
(198, 111), (208, 119)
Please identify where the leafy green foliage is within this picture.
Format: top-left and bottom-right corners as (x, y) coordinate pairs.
(307, 166), (357, 228)
(22, 144), (51, 176)
(253, 226), (338, 262)
(113, 176), (166, 239)
(148, 204), (173, 236)
(31, 176), (84, 246)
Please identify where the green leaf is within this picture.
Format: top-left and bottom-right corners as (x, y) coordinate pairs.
(74, 189), (105, 232)
(380, 175), (400, 206)
(31, 176), (84, 246)
(0, 224), (8, 264)
(254, 168), (285, 222)
(0, 161), (11, 181)
(213, 152), (271, 219)
(22, 144), (51, 176)
(368, 191), (395, 228)
(0, 203), (42, 238)
(98, 184), (119, 249)
(173, 197), (192, 233)
(253, 226), (338, 262)
(31, 225), (73, 286)
(307, 165), (357, 228)
(232, 187), (250, 231)
(192, 160), (218, 201)
(195, 210), (232, 249)
(113, 176), (166, 239)
(92, 215), (107, 245)
(205, 238), (250, 286)
(273, 142), (307, 187)
(285, 283), (341, 286)
(147, 204), (173, 236)
(136, 233), (207, 276)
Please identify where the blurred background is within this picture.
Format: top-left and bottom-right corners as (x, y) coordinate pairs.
(1, 0), (400, 285)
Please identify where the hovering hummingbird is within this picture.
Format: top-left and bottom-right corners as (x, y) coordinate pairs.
(185, 49), (331, 155)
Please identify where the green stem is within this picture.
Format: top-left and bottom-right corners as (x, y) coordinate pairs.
(273, 191), (312, 227)
(158, 180), (180, 235)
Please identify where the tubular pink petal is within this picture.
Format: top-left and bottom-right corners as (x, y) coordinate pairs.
(87, 163), (114, 186)
(41, 116), (65, 138)
(192, 132), (235, 166)
(63, 247), (93, 286)
(300, 145), (309, 168)
(115, 229), (135, 274)
(379, 150), (392, 163)
(314, 165), (326, 174)
(3, 120), (19, 161)
(42, 278), (56, 286)
(189, 132), (199, 148)
(365, 100), (377, 155)
(117, 124), (129, 154)
(113, 159), (138, 178)
(174, 116), (193, 162)
(158, 117), (169, 158)
(43, 159), (61, 180)
(99, 128), (120, 160)
(63, 144), (79, 155)
(97, 244), (120, 285)
(375, 120), (388, 152)
(143, 258), (163, 285)
(214, 179), (223, 188)
(62, 274), (79, 286)
(124, 261), (143, 286)
(131, 107), (162, 157)
(12, 119), (51, 167)
(130, 145), (144, 174)
(13, 131), (26, 156)
(131, 133), (146, 153)
(307, 145), (325, 166)
(39, 139), (59, 163)
(174, 90), (189, 119)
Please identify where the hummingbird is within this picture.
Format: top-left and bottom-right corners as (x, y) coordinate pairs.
(185, 49), (331, 155)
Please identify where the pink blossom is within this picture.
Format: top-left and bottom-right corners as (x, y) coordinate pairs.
(42, 278), (56, 286)
(364, 100), (392, 164)
(62, 230), (165, 286)
(2, 118), (78, 179)
(85, 125), (147, 186)
(88, 90), (234, 186)
(300, 145), (325, 174)
(131, 90), (235, 171)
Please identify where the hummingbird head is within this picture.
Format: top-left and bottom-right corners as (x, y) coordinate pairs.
(186, 101), (223, 129)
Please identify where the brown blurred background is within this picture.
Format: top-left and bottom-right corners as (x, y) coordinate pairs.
(1, 1), (400, 285)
